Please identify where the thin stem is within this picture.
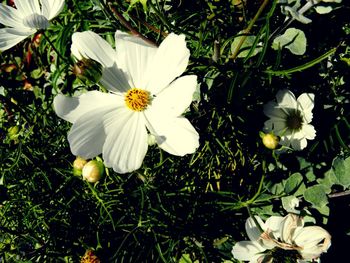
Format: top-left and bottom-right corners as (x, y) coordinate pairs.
(246, 174), (266, 205)
(247, 206), (265, 233)
(328, 190), (350, 198)
(128, 13), (168, 37)
(230, 0), (270, 60)
(107, 2), (158, 46)
(40, 30), (69, 64)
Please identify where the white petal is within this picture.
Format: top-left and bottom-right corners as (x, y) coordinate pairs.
(22, 13), (49, 29)
(102, 110), (148, 173)
(114, 30), (157, 88)
(151, 75), (197, 117)
(101, 62), (132, 93)
(265, 216), (284, 239)
(145, 112), (199, 156)
(279, 134), (292, 148)
(0, 4), (24, 28)
(276, 89), (298, 109)
(231, 241), (265, 262)
(280, 214), (303, 243)
(14, 0), (40, 17)
(293, 226), (331, 260)
(53, 91), (121, 123)
(290, 131), (308, 150)
(263, 101), (287, 120)
(245, 216), (265, 242)
(71, 31), (117, 67)
(297, 93), (314, 123)
(40, 0), (65, 20)
(0, 27), (34, 52)
(144, 33), (190, 94)
(68, 106), (116, 159)
(263, 119), (287, 135)
(301, 124), (316, 140)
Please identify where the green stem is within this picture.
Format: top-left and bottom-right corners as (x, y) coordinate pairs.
(41, 30), (69, 64)
(247, 206), (264, 234)
(265, 47), (337, 76)
(107, 2), (157, 46)
(230, 0), (270, 60)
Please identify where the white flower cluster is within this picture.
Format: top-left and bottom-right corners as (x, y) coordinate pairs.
(232, 214), (331, 262)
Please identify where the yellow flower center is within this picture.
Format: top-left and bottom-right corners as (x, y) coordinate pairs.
(125, 88), (151, 112)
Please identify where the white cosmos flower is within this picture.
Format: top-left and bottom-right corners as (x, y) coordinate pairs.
(0, 0), (65, 52)
(54, 30), (200, 174)
(232, 214), (331, 262)
(231, 216), (284, 262)
(263, 89), (316, 151)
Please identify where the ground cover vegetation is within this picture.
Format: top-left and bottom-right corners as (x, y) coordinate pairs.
(0, 0), (349, 262)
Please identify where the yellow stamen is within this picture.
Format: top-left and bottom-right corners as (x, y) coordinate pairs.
(125, 88), (151, 112)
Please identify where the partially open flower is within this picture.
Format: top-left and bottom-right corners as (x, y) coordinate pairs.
(82, 160), (104, 183)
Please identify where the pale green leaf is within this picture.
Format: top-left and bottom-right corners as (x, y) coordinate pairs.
(303, 185), (329, 208)
(284, 172), (303, 194)
(332, 156), (350, 188)
(272, 28), (307, 55)
(231, 34), (262, 58)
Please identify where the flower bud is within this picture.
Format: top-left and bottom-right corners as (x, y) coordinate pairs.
(81, 249), (100, 263)
(147, 134), (156, 146)
(7, 126), (19, 141)
(72, 58), (103, 84)
(73, 156), (88, 176)
(260, 132), (279, 150)
(82, 160), (104, 183)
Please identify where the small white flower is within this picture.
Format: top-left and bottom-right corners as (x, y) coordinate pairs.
(231, 216), (284, 262)
(0, 0), (65, 51)
(54, 30), (199, 174)
(232, 214), (331, 262)
(263, 89), (316, 151)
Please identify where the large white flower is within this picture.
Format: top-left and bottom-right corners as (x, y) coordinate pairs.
(0, 0), (65, 52)
(263, 89), (316, 151)
(54, 30), (199, 174)
(232, 214), (331, 262)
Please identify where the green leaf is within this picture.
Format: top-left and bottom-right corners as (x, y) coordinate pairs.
(317, 205), (330, 224)
(129, 0), (148, 11)
(332, 156), (350, 188)
(231, 34), (262, 58)
(303, 185), (329, 208)
(272, 28), (307, 55)
(284, 173), (303, 194)
(317, 169), (337, 194)
(281, 195), (300, 213)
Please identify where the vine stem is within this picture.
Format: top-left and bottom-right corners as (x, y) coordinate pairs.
(230, 0), (270, 60)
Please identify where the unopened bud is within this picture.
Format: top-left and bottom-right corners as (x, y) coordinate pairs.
(147, 134), (156, 146)
(72, 58), (102, 83)
(73, 156), (88, 176)
(81, 249), (100, 263)
(7, 126), (19, 141)
(260, 132), (279, 150)
(82, 160), (104, 183)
